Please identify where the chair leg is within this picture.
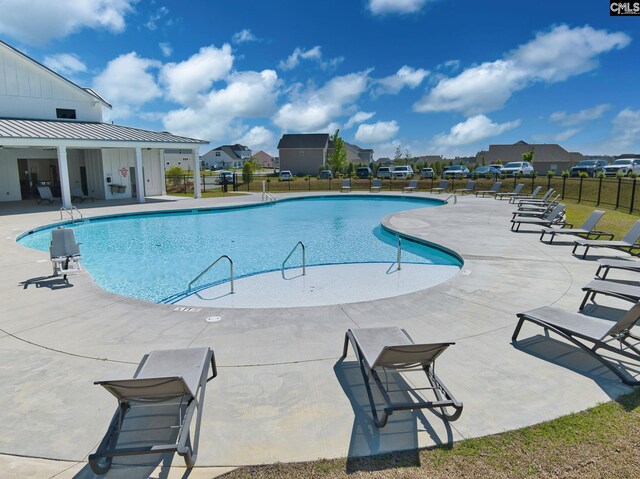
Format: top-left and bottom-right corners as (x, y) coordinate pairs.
(512, 317), (526, 341)
(579, 291), (594, 310)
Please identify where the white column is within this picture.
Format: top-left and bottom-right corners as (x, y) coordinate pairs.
(159, 149), (167, 195)
(57, 145), (72, 209)
(193, 146), (201, 199)
(135, 147), (145, 204)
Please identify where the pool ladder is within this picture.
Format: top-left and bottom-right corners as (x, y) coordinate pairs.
(60, 205), (83, 223)
(189, 255), (234, 294)
(444, 194), (457, 204)
(282, 241), (306, 276)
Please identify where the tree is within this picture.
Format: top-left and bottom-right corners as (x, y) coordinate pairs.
(242, 159), (256, 184)
(394, 146), (403, 165)
(327, 129), (348, 174)
(522, 149), (535, 165)
(165, 165), (184, 186)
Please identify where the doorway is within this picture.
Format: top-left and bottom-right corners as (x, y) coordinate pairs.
(130, 167), (137, 198)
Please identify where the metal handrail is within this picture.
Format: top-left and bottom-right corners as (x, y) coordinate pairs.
(282, 241), (306, 275)
(189, 255), (234, 294)
(444, 194), (457, 204)
(262, 191), (276, 202)
(396, 237), (402, 270)
(60, 205), (83, 222)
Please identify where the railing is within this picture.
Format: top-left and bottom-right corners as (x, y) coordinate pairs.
(282, 241), (306, 276)
(444, 194), (457, 204)
(262, 191), (276, 202)
(189, 255), (234, 294)
(396, 237), (402, 270)
(60, 205), (83, 222)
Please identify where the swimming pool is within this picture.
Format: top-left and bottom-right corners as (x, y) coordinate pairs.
(18, 196), (461, 304)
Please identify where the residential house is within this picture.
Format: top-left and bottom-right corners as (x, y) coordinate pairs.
(163, 149), (196, 171)
(201, 144), (252, 170)
(252, 150), (274, 168)
(277, 134), (330, 175)
(343, 142), (374, 164)
(0, 40), (207, 208)
(480, 141), (583, 173)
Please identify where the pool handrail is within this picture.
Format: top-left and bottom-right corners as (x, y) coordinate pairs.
(60, 205), (83, 223)
(189, 255), (234, 294)
(282, 241), (306, 276)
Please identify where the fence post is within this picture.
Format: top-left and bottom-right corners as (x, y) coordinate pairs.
(531, 174), (535, 193)
(631, 177), (637, 214)
(597, 176), (602, 205)
(561, 176), (566, 200)
(547, 175), (551, 189)
(616, 176), (622, 209)
(184, 175), (187, 194)
(308, 176), (311, 191)
(578, 177), (583, 203)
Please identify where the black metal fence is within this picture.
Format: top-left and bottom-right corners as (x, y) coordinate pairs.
(166, 173), (640, 215)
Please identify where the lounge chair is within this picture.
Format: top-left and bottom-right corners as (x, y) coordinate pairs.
(596, 258), (640, 279)
(579, 279), (640, 310)
(512, 196), (561, 217)
(403, 179), (418, 193)
(513, 303), (640, 385)
(454, 180), (476, 195)
(494, 183), (524, 200)
(36, 186), (59, 204)
(49, 227), (82, 279)
(572, 219), (640, 259)
(509, 185), (542, 204)
(341, 179), (351, 193)
(430, 179), (448, 194)
(516, 188), (555, 206)
(89, 347), (217, 474)
(540, 210), (612, 244)
(71, 185), (94, 202)
(510, 203), (565, 232)
(370, 179), (382, 193)
(475, 181), (502, 197)
(341, 327), (463, 427)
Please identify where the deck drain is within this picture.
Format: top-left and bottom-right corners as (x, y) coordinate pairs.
(206, 316), (222, 323)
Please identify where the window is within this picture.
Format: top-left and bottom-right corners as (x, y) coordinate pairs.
(215, 152), (221, 156)
(299, 151), (304, 157)
(56, 108), (76, 119)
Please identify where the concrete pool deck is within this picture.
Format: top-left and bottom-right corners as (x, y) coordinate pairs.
(0, 191), (638, 478)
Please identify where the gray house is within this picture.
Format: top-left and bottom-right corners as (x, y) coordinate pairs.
(344, 142), (374, 164)
(480, 141), (583, 173)
(277, 134), (330, 175)
(201, 144), (252, 170)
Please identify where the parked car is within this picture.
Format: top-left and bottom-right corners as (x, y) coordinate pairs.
(216, 170), (234, 184)
(420, 167), (435, 178)
(391, 165), (414, 179)
(441, 165), (470, 178)
(500, 161), (534, 176)
(356, 166), (372, 179)
(569, 159), (609, 177)
(319, 170), (333, 179)
(489, 164), (504, 172)
(473, 165), (502, 177)
(377, 166), (393, 178)
(279, 170), (293, 181)
(603, 158), (640, 177)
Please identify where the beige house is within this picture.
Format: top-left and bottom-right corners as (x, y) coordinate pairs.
(479, 141), (583, 173)
(0, 40), (208, 208)
(277, 134), (330, 175)
(252, 150), (274, 168)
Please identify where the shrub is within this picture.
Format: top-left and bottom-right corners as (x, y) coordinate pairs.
(578, 172), (589, 178)
(546, 170), (555, 178)
(561, 170), (570, 178)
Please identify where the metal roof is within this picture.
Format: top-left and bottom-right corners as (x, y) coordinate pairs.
(0, 118), (208, 145)
(277, 134), (330, 149)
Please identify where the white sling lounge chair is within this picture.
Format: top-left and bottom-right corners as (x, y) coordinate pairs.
(513, 303), (640, 385)
(475, 181), (502, 197)
(49, 227), (82, 279)
(403, 179), (418, 193)
(539, 210), (612, 244)
(89, 347), (217, 475)
(36, 186), (59, 204)
(71, 185), (94, 202)
(572, 219), (640, 259)
(341, 327), (463, 427)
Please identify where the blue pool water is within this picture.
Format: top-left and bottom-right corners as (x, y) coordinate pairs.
(18, 196), (461, 303)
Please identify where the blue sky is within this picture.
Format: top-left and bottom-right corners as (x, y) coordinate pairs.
(0, 0), (638, 159)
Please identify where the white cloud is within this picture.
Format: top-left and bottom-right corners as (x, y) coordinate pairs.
(431, 115), (521, 147)
(145, 6), (169, 30)
(273, 71), (370, 132)
(278, 46), (343, 71)
(355, 121), (399, 143)
(374, 66), (429, 96)
(345, 111), (375, 129)
(161, 44), (234, 104)
(233, 29), (257, 44)
(368, 0), (428, 15)
(534, 128), (581, 143)
(0, 0), (136, 45)
(549, 104), (611, 126)
(159, 42), (173, 57)
(163, 69), (280, 141)
(235, 126), (275, 151)
(92, 52), (162, 119)
(43, 53), (87, 76)
(612, 109), (640, 150)
(415, 25), (630, 115)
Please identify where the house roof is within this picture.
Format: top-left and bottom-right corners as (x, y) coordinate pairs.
(277, 134), (330, 149)
(0, 40), (112, 109)
(0, 118), (208, 145)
